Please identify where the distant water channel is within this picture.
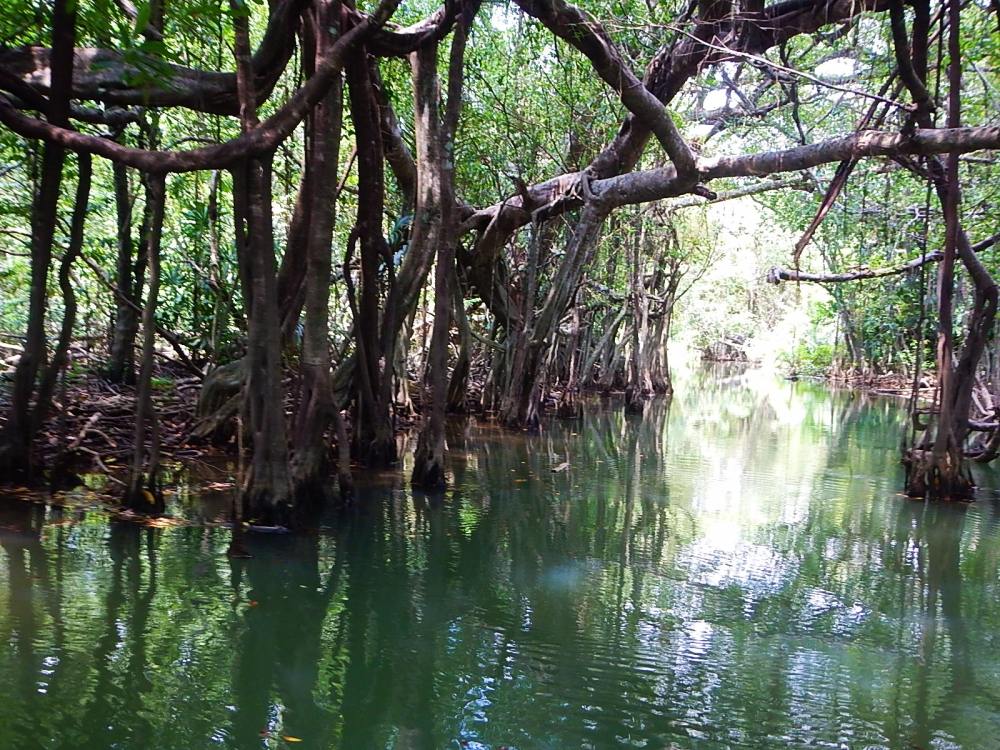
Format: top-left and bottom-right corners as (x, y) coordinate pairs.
(3, 365), (1000, 749)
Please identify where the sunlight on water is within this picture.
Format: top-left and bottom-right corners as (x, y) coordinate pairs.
(3, 365), (1000, 749)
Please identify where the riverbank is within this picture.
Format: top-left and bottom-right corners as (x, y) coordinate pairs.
(0, 364), (210, 485)
(702, 354), (938, 401)
(814, 370), (936, 400)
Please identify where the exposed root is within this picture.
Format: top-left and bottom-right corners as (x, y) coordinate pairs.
(903, 448), (975, 501)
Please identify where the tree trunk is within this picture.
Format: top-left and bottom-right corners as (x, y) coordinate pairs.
(292, 2), (345, 501)
(125, 172), (166, 513)
(649, 285), (676, 395)
(205, 169), (231, 366)
(556, 306), (583, 418)
(106, 159), (141, 384)
(446, 271), (473, 412)
(411, 29), (462, 490)
(0, 0), (75, 482)
(230, 0), (292, 523)
(498, 199), (609, 427)
(34, 152), (91, 437)
(346, 49), (397, 466)
(625, 214), (653, 413)
(903, 0), (997, 499)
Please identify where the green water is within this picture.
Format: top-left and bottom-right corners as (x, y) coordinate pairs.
(3, 366), (1000, 750)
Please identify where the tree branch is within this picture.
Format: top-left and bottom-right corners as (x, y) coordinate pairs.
(665, 176), (812, 211)
(767, 232), (1000, 284)
(514, 0), (696, 178)
(0, 0), (310, 115)
(0, 3), (397, 172)
(0, 0), (445, 116)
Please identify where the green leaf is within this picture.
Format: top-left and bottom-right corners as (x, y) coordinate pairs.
(133, 0), (151, 37)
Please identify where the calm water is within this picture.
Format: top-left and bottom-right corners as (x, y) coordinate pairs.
(3, 366), (1000, 749)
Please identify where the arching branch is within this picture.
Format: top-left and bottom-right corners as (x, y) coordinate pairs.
(462, 0), (896, 302)
(0, 2), (397, 172)
(768, 233), (1000, 285)
(513, 0), (695, 178)
(0, 0), (311, 115)
(570, 126), (1000, 210)
(0, 1), (459, 116)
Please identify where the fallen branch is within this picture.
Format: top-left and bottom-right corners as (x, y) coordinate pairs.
(80, 254), (204, 378)
(66, 411), (101, 451)
(75, 446), (127, 486)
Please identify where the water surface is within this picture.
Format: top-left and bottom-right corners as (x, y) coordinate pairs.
(3, 366), (1000, 749)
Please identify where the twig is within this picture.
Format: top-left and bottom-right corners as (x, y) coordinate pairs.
(666, 24), (912, 111)
(79, 254), (204, 379)
(75, 446), (127, 486)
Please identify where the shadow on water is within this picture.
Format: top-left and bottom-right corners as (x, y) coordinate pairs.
(3, 365), (1000, 748)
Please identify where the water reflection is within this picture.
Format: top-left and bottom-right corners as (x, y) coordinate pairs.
(3, 366), (1000, 748)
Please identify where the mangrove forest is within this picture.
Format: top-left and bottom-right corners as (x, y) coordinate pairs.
(0, 0), (999, 746)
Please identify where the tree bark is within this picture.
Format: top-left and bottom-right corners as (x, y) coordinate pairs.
(346, 49), (397, 466)
(0, 4), (396, 173)
(0, 0), (75, 482)
(625, 214), (653, 412)
(498, 198), (609, 427)
(292, 1), (346, 500)
(412, 15), (468, 489)
(0, 0), (447, 114)
(446, 271), (473, 412)
(34, 152), (91, 438)
(106, 158), (140, 384)
(901, 0), (997, 498)
(125, 172), (166, 513)
(230, 0), (292, 522)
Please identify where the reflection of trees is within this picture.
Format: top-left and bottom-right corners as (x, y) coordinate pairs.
(69, 522), (158, 748)
(1, 501), (50, 741)
(421, 398), (693, 743)
(335, 487), (412, 749)
(0, 505), (162, 749)
(198, 399), (688, 747)
(5, 367), (1000, 748)
(746, 480), (986, 747)
(229, 530), (357, 750)
(899, 502), (973, 749)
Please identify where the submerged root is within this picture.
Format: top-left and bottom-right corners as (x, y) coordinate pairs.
(556, 388), (582, 419)
(241, 485), (293, 528)
(903, 448), (974, 501)
(290, 446), (330, 497)
(412, 434), (446, 491)
(123, 478), (165, 514)
(356, 435), (397, 468)
(624, 386), (647, 415)
(411, 458), (446, 491)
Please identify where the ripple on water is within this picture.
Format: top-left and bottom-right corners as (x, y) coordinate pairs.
(4, 368), (1000, 749)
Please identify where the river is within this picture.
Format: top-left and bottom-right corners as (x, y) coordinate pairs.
(2, 365), (1000, 749)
